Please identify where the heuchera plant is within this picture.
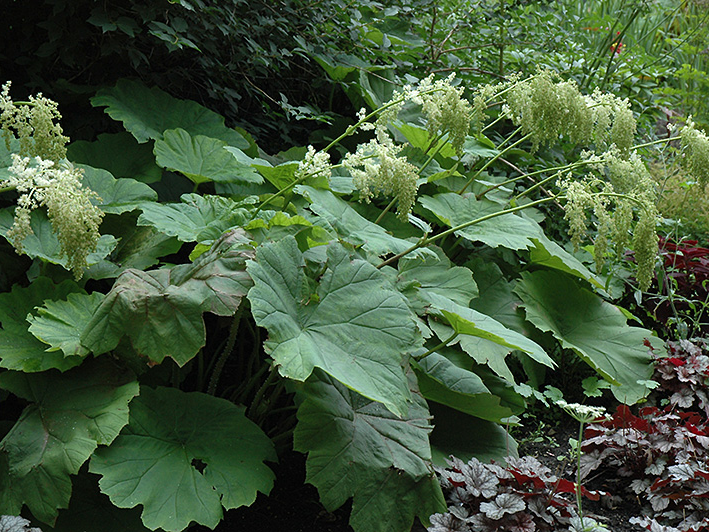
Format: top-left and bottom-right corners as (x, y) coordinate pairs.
(581, 405), (709, 532)
(579, 340), (709, 532)
(429, 455), (606, 532)
(644, 237), (709, 339)
(651, 337), (709, 417)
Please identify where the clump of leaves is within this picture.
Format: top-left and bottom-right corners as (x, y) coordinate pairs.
(429, 455), (606, 532)
(581, 404), (709, 532)
(641, 237), (709, 338)
(651, 337), (709, 417)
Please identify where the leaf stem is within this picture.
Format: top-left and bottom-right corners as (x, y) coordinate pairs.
(458, 129), (530, 194)
(414, 332), (459, 361)
(376, 195), (558, 269)
(207, 303), (244, 395)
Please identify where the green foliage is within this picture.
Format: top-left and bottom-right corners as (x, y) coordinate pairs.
(90, 386), (276, 532)
(1, 31), (695, 530)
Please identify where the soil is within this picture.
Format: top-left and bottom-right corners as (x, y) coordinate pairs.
(189, 425), (648, 532)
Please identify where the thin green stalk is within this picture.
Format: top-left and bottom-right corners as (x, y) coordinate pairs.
(458, 129), (531, 194)
(478, 159), (592, 201)
(207, 304), (245, 395)
(575, 419), (586, 528)
(374, 197), (398, 225)
(633, 135), (681, 151)
(599, 7), (642, 90)
(414, 332), (459, 361)
(248, 366), (279, 419)
(376, 195), (558, 269)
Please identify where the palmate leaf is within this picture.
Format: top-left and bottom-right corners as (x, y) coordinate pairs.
(137, 193), (252, 244)
(0, 358), (139, 525)
(91, 79), (248, 148)
(80, 165), (158, 215)
(396, 248), (478, 310)
(419, 193), (538, 251)
(294, 371), (446, 532)
(27, 292), (104, 357)
(514, 270), (663, 404)
(154, 128), (264, 185)
(412, 353), (513, 422)
(44, 472), (150, 532)
(90, 387), (276, 532)
(68, 132), (162, 184)
(297, 186), (434, 260)
(428, 402), (517, 465)
(247, 237), (418, 417)
(81, 229), (254, 366)
(424, 292), (553, 381)
(0, 278), (85, 372)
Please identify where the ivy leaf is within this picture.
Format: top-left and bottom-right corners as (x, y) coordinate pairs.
(154, 128), (263, 185)
(81, 229), (254, 366)
(412, 353), (513, 422)
(90, 386), (276, 532)
(298, 186), (434, 260)
(80, 165), (158, 215)
(27, 292), (104, 358)
(419, 193), (539, 251)
(137, 193), (252, 244)
(514, 270), (662, 404)
(91, 79), (248, 147)
(0, 278), (85, 372)
(247, 237), (417, 417)
(68, 132), (162, 184)
(294, 371), (446, 532)
(0, 359), (139, 525)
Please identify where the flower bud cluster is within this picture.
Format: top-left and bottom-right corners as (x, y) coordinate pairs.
(505, 70), (636, 152)
(376, 74), (473, 156)
(5, 155), (104, 279)
(556, 399), (609, 423)
(0, 82), (69, 161)
(679, 117), (709, 186)
(296, 145), (331, 182)
(343, 133), (419, 221)
(562, 148), (659, 290)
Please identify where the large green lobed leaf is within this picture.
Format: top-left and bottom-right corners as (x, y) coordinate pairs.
(514, 270), (663, 404)
(91, 79), (249, 147)
(0, 359), (139, 524)
(247, 237), (419, 417)
(294, 371), (445, 532)
(90, 386), (276, 532)
(137, 193), (252, 244)
(0, 278), (85, 373)
(81, 229), (254, 366)
(154, 128), (263, 185)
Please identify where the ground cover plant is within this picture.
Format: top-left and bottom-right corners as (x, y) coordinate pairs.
(3, 2), (709, 532)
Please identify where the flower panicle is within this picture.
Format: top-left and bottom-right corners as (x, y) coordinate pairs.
(505, 70), (636, 152)
(4, 155), (104, 279)
(0, 81), (69, 161)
